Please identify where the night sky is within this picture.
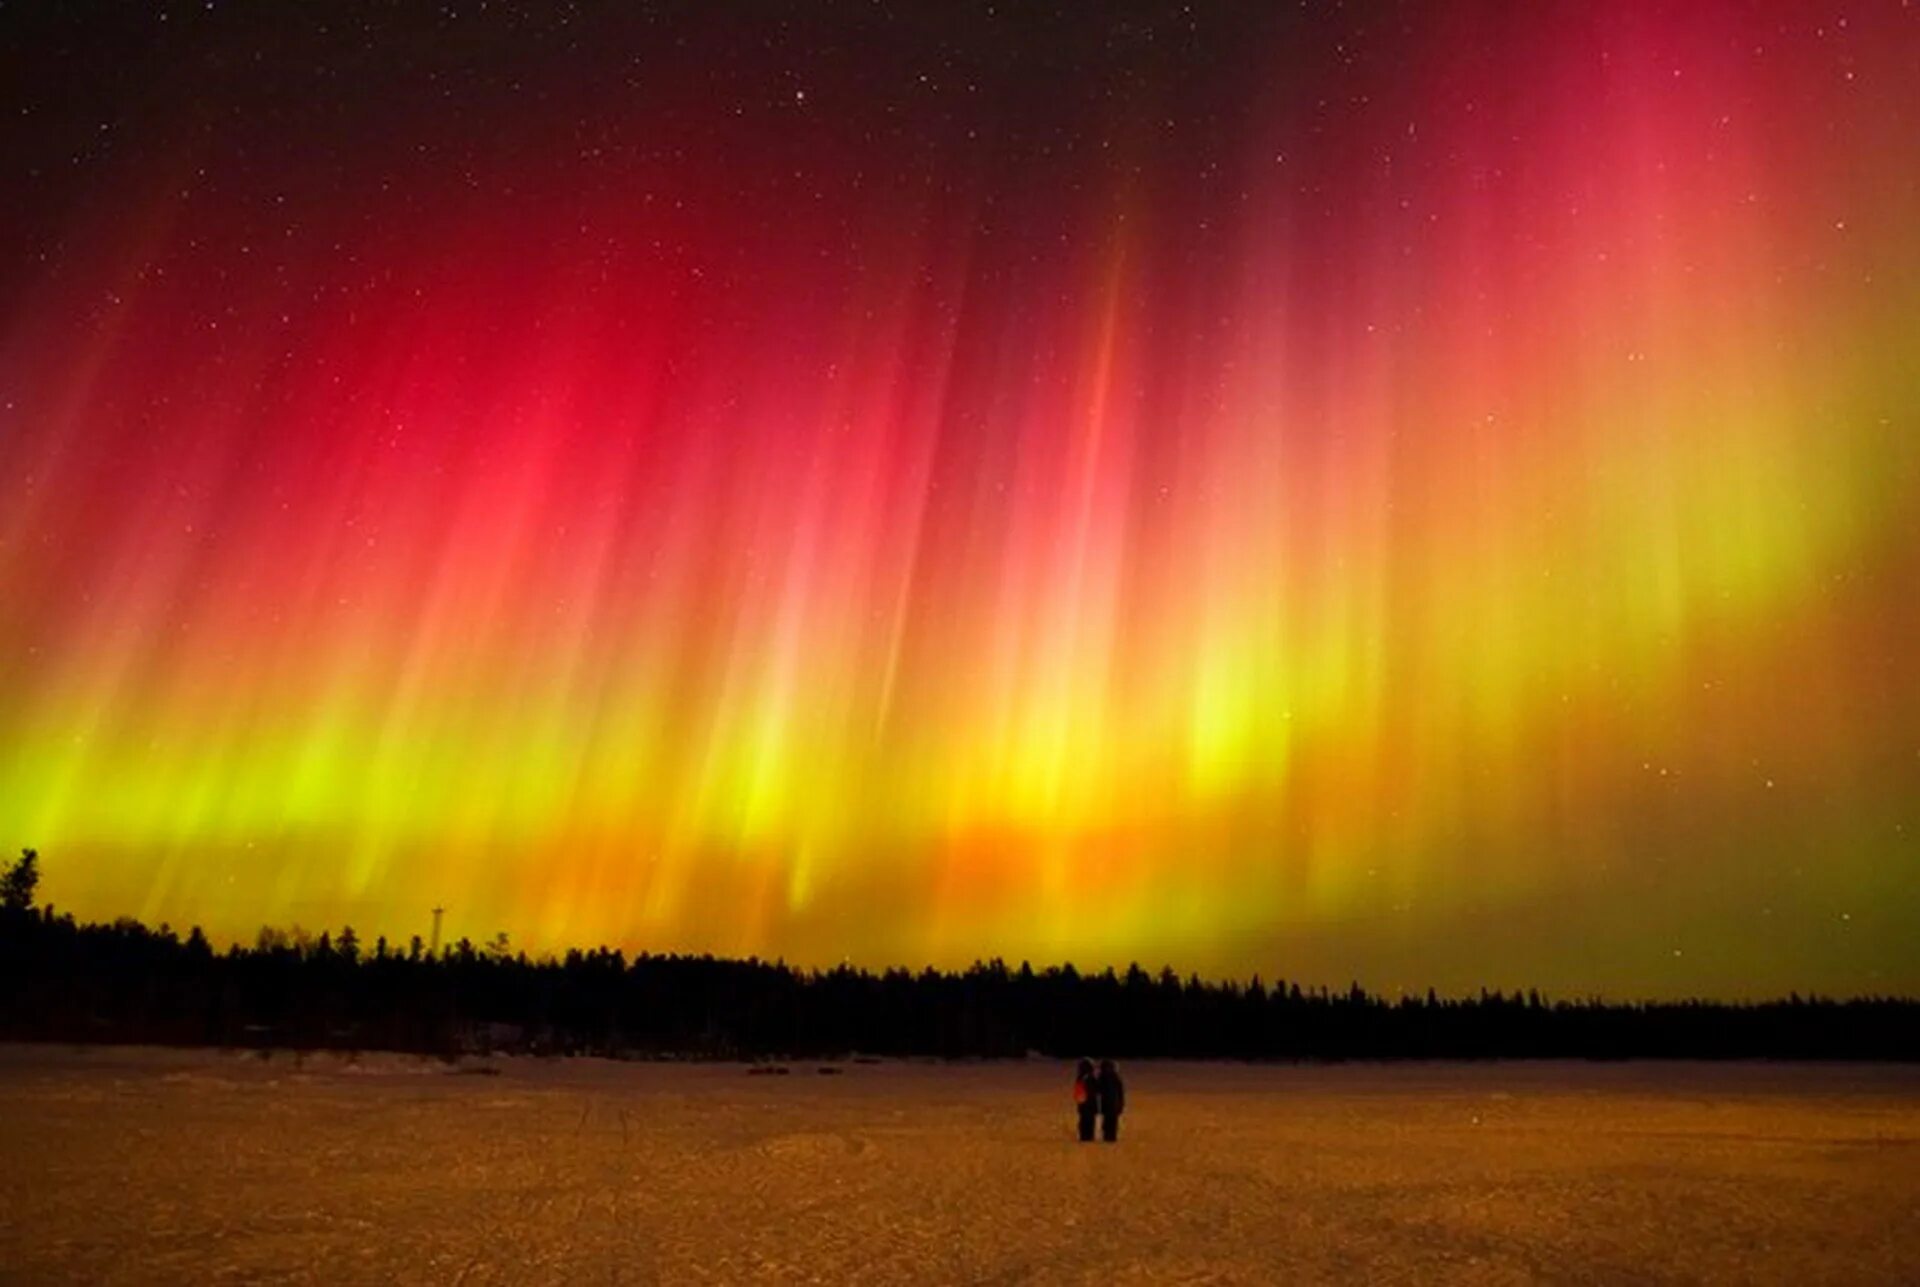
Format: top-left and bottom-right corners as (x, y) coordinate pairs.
(3, 2), (1917, 996)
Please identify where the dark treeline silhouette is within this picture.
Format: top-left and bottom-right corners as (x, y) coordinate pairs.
(2, 852), (1914, 1061)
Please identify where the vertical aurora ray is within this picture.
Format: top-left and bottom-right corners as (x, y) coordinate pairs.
(1, 2), (1916, 994)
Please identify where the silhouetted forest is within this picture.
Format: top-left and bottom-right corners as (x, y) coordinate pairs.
(2, 850), (1914, 1061)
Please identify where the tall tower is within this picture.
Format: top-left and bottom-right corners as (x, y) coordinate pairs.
(430, 905), (445, 957)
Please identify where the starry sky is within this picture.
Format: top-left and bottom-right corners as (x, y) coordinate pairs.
(2, 2), (1917, 997)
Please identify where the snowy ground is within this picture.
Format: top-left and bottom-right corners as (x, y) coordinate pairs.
(0, 1046), (1915, 1284)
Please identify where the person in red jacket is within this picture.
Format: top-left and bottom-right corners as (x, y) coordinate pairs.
(1073, 1058), (1099, 1142)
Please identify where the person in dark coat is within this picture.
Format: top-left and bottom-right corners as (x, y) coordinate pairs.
(1073, 1058), (1099, 1142)
(1096, 1059), (1125, 1142)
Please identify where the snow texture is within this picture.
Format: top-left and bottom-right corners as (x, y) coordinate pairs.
(0, 1046), (1915, 1283)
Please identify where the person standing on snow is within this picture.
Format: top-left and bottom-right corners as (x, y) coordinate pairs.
(1073, 1058), (1099, 1142)
(1096, 1059), (1125, 1142)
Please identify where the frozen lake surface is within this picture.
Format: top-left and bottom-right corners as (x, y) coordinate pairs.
(1, 1046), (1915, 1283)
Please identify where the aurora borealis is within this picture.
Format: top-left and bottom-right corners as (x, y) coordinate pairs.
(2, 2), (1916, 996)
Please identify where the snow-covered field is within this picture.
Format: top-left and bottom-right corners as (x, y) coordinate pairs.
(0, 1046), (1914, 1284)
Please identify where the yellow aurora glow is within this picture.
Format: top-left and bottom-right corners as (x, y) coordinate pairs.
(2, 3), (1916, 995)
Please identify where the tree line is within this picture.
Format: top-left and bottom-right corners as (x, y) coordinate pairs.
(1, 849), (1913, 1060)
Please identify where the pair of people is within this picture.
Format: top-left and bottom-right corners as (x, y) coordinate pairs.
(1072, 1058), (1125, 1142)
